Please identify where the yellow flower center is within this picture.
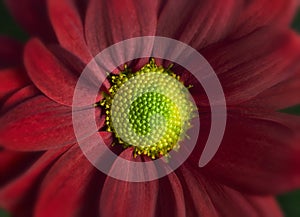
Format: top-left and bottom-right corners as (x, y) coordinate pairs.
(98, 59), (196, 159)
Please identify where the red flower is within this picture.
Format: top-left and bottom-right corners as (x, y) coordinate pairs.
(1, 0), (300, 217)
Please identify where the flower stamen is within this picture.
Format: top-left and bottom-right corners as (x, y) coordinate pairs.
(97, 59), (196, 159)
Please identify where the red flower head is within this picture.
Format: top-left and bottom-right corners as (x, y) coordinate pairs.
(1, 0), (300, 217)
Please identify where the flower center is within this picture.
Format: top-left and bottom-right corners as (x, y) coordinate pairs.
(98, 59), (196, 159)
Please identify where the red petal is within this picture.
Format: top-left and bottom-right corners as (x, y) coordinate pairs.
(0, 37), (22, 68)
(179, 163), (283, 217)
(0, 68), (30, 100)
(24, 39), (107, 106)
(177, 163), (284, 217)
(232, 0), (297, 38)
(5, 0), (56, 42)
(0, 147), (69, 217)
(175, 165), (218, 217)
(47, 44), (86, 74)
(243, 75), (300, 111)
(1, 85), (39, 114)
(47, 0), (92, 63)
(99, 148), (159, 217)
(0, 150), (40, 187)
(34, 146), (103, 217)
(0, 95), (76, 151)
(210, 184), (283, 217)
(202, 28), (300, 105)
(24, 38), (78, 106)
(157, 0), (242, 49)
(0, 38), (30, 101)
(155, 172), (186, 217)
(196, 112), (300, 194)
(85, 0), (158, 56)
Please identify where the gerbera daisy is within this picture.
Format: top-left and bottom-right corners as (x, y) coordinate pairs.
(1, 0), (300, 217)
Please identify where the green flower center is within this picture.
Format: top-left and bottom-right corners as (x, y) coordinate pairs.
(98, 59), (196, 159)
(129, 92), (180, 136)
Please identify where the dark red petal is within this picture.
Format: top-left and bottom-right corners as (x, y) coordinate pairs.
(155, 172), (186, 217)
(232, 0), (297, 38)
(85, 0), (158, 56)
(34, 146), (103, 217)
(0, 37), (22, 68)
(178, 163), (283, 217)
(196, 112), (300, 194)
(175, 165), (218, 217)
(47, 44), (86, 74)
(0, 150), (40, 187)
(243, 74), (300, 111)
(1, 85), (39, 114)
(0, 95), (76, 151)
(180, 163), (283, 217)
(47, 0), (92, 63)
(210, 184), (283, 217)
(0, 68), (30, 100)
(24, 38), (78, 106)
(201, 28), (300, 105)
(212, 189), (283, 216)
(24, 38), (107, 106)
(0, 147), (69, 217)
(5, 0), (56, 42)
(157, 0), (242, 49)
(99, 148), (159, 217)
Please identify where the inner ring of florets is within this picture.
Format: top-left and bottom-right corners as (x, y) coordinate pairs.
(98, 59), (196, 159)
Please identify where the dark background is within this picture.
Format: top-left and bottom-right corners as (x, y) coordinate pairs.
(0, 1), (299, 216)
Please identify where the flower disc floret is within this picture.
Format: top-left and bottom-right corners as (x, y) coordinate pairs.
(99, 59), (196, 159)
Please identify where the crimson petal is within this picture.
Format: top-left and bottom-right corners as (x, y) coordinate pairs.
(0, 95), (76, 151)
(99, 148), (159, 217)
(85, 0), (158, 56)
(176, 165), (218, 217)
(34, 146), (103, 217)
(180, 163), (283, 217)
(201, 28), (300, 105)
(243, 75), (300, 111)
(181, 164), (283, 217)
(24, 38), (78, 106)
(1, 85), (39, 114)
(198, 112), (300, 194)
(0, 147), (68, 217)
(157, 0), (242, 50)
(47, 0), (92, 63)
(0, 68), (30, 100)
(232, 0), (297, 38)
(155, 172), (186, 217)
(0, 150), (40, 187)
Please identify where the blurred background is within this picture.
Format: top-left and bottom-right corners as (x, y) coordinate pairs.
(0, 1), (299, 216)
